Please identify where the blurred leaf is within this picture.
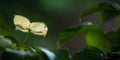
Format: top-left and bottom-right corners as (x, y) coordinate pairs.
(4, 35), (19, 44)
(86, 31), (112, 52)
(0, 35), (12, 47)
(58, 22), (102, 45)
(106, 31), (119, 45)
(107, 46), (120, 60)
(81, 2), (120, 23)
(104, 45), (120, 60)
(36, 47), (71, 60)
(2, 47), (71, 60)
(105, 52), (120, 60)
(112, 45), (120, 52)
(81, 2), (112, 17)
(106, 28), (120, 46)
(2, 48), (42, 60)
(49, 49), (71, 60)
(100, 9), (119, 23)
(72, 46), (104, 60)
(0, 15), (9, 35)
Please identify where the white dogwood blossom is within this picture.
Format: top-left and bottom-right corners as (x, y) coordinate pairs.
(14, 15), (48, 37)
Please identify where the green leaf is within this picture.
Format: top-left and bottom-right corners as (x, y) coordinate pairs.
(72, 46), (104, 60)
(81, 2), (112, 17)
(106, 31), (119, 45)
(58, 22), (102, 45)
(106, 52), (120, 60)
(112, 45), (120, 52)
(49, 49), (71, 60)
(4, 35), (19, 44)
(81, 2), (120, 23)
(105, 46), (120, 60)
(0, 35), (12, 47)
(106, 28), (120, 46)
(1, 48), (42, 60)
(36, 47), (71, 60)
(100, 9), (119, 23)
(86, 31), (112, 52)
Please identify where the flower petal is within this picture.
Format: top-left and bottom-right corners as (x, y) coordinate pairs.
(14, 15), (30, 32)
(16, 27), (29, 32)
(30, 22), (48, 36)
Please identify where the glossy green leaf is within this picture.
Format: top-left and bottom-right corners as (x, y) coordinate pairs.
(81, 2), (120, 23)
(58, 22), (102, 45)
(86, 31), (112, 52)
(1, 48), (42, 60)
(49, 49), (71, 60)
(73, 46), (104, 60)
(36, 47), (71, 60)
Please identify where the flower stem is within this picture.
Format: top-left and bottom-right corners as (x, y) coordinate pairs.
(22, 32), (29, 46)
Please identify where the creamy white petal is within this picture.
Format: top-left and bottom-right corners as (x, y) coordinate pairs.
(30, 31), (45, 36)
(14, 15), (30, 32)
(16, 27), (29, 32)
(30, 22), (48, 36)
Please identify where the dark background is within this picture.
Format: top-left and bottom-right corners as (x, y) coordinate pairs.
(0, 0), (118, 54)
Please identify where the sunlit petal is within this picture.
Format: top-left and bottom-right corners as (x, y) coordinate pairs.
(16, 27), (29, 32)
(14, 15), (30, 32)
(30, 22), (48, 36)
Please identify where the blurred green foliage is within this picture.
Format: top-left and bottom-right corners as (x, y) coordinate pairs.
(1, 0), (120, 60)
(73, 47), (104, 60)
(58, 2), (120, 60)
(0, 0), (109, 48)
